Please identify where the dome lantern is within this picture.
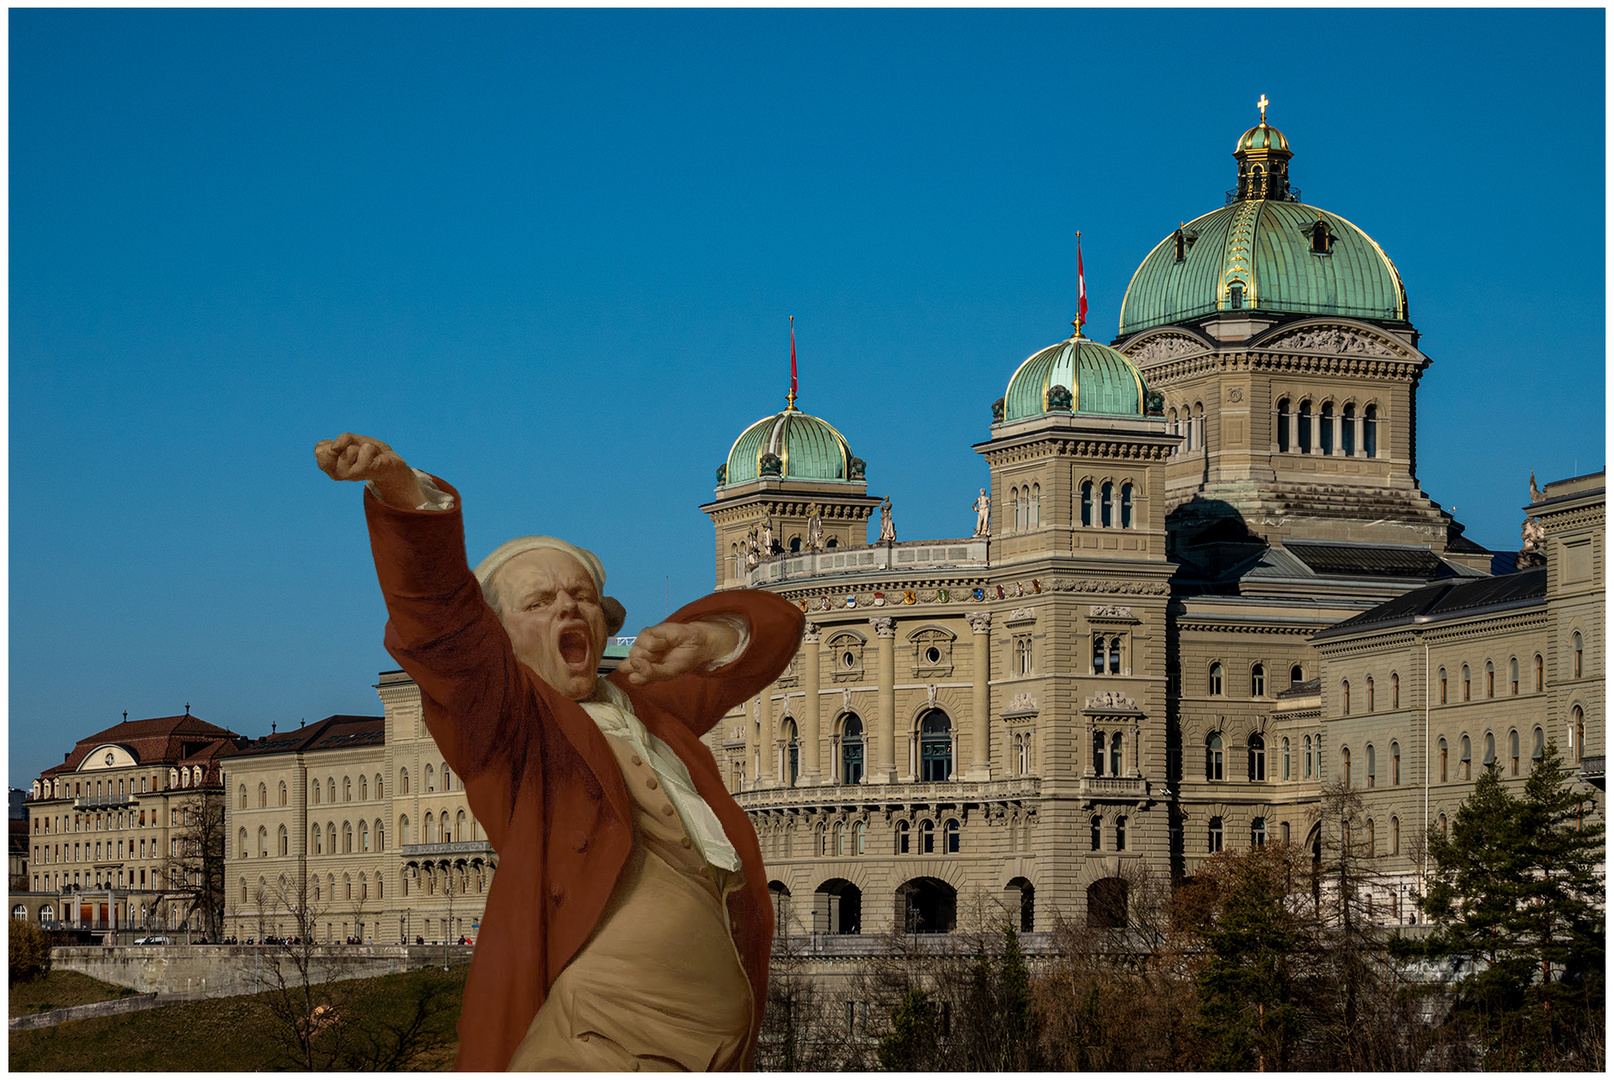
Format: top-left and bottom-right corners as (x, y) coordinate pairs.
(1232, 94), (1296, 203)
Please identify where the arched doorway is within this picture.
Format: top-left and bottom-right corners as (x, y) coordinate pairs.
(1087, 877), (1128, 929)
(919, 710), (952, 781)
(769, 880), (793, 935)
(840, 714), (864, 784)
(815, 879), (861, 934)
(897, 877), (956, 934)
(1004, 877), (1035, 932)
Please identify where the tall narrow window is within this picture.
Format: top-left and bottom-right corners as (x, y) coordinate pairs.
(1080, 481), (1093, 527)
(1363, 404), (1378, 457)
(1573, 706), (1584, 763)
(1281, 737), (1291, 780)
(1573, 632), (1583, 678)
(1391, 741), (1401, 785)
(1483, 731), (1495, 767)
(1366, 744), (1376, 787)
(1090, 815), (1102, 851)
(1367, 677), (1375, 712)
(1251, 663), (1266, 697)
(1109, 638), (1122, 676)
(1115, 816), (1127, 850)
(1392, 672), (1400, 707)
(1320, 402), (1335, 455)
(1092, 636), (1106, 675)
(1120, 483), (1134, 528)
(1276, 399), (1291, 452)
(1291, 664), (1304, 686)
(1439, 668), (1448, 704)
(1304, 735), (1313, 779)
(1462, 665), (1471, 701)
(1093, 732), (1106, 776)
(1110, 732), (1123, 777)
(1208, 817), (1224, 852)
(1509, 657), (1519, 695)
(1509, 729), (1520, 775)
(1485, 661), (1495, 698)
(1341, 746), (1352, 787)
(1392, 817), (1400, 855)
(1251, 818), (1266, 847)
(1532, 726), (1545, 762)
(1298, 401), (1313, 453)
(1206, 733), (1224, 781)
(1100, 482), (1114, 527)
(1535, 654), (1543, 691)
(1439, 738), (1448, 782)
(1341, 403), (1356, 455)
(1209, 663), (1224, 696)
(1247, 734), (1266, 781)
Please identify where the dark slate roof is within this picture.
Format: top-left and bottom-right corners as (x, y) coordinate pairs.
(233, 715), (384, 759)
(41, 714), (245, 778)
(1284, 541), (1456, 579)
(1277, 677), (1321, 700)
(1313, 568), (1547, 641)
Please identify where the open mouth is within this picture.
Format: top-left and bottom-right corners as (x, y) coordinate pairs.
(558, 628), (591, 671)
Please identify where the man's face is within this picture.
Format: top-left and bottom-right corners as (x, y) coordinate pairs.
(494, 549), (608, 701)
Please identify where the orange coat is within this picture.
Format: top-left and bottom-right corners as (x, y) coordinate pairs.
(364, 483), (802, 1071)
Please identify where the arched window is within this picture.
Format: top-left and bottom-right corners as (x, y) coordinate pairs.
(327, 823), (336, 854)
(1209, 662), (1224, 696)
(257, 783), (267, 808)
(1320, 402), (1335, 455)
(1392, 672), (1400, 708)
(1108, 637), (1121, 675)
(375, 773), (383, 800)
(1367, 676), (1375, 712)
(238, 784), (247, 809)
(919, 711), (953, 782)
(1251, 818), (1266, 848)
(1110, 730), (1123, 776)
(1485, 661), (1495, 698)
(944, 819), (960, 854)
(1341, 746), (1352, 787)
(400, 768), (409, 795)
(1363, 404), (1378, 457)
(894, 819), (909, 854)
(1276, 398), (1291, 452)
(239, 828), (249, 859)
(1365, 819), (1375, 856)
(257, 826), (268, 858)
(1090, 815), (1102, 851)
(854, 820), (867, 855)
(920, 819), (935, 854)
(783, 718), (800, 786)
(278, 781), (288, 807)
(425, 765), (435, 792)
(840, 714), (865, 785)
(1206, 733), (1224, 781)
(1100, 482), (1114, 527)
(1438, 738), (1448, 782)
(1532, 726), (1545, 763)
(1461, 665), (1471, 701)
(833, 822), (846, 856)
(1298, 400), (1313, 453)
(399, 816), (410, 846)
(456, 810), (467, 843)
(1509, 657), (1519, 695)
(277, 825), (288, 856)
(1080, 481), (1093, 527)
(1248, 734), (1265, 781)
(1391, 816), (1401, 855)
(328, 778), (336, 804)
(1115, 816), (1127, 851)
(1030, 484), (1041, 528)
(1439, 813), (1448, 838)
(1120, 483), (1134, 528)
(1092, 731), (1107, 776)
(1208, 817), (1224, 853)
(1303, 735), (1313, 779)
(1341, 403), (1356, 455)
(1281, 737), (1291, 780)
(1509, 729), (1520, 775)
(1573, 632), (1583, 678)
(342, 822), (353, 854)
(1251, 663), (1266, 697)
(1366, 743), (1376, 787)
(1391, 741), (1401, 785)
(1483, 731), (1496, 767)
(1534, 654), (1543, 692)
(1291, 664), (1304, 686)
(1342, 679), (1350, 715)
(1438, 668), (1448, 704)
(359, 820), (370, 853)
(359, 775), (367, 801)
(1573, 705), (1585, 763)
(343, 776), (352, 802)
(311, 825), (322, 855)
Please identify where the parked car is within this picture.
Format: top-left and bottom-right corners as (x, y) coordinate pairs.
(133, 936), (170, 945)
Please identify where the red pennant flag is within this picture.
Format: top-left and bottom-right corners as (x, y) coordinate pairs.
(789, 316), (798, 405)
(1077, 238), (1088, 331)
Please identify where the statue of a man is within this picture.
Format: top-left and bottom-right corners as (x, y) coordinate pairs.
(759, 515), (773, 555)
(878, 497), (896, 543)
(973, 488), (991, 536)
(806, 504), (824, 551)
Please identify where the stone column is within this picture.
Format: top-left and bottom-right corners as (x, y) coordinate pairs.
(1309, 410), (1322, 455)
(801, 623), (822, 785)
(968, 612), (992, 780)
(1130, 722), (1142, 778)
(871, 617), (897, 783)
(759, 690), (775, 787)
(1353, 413), (1366, 457)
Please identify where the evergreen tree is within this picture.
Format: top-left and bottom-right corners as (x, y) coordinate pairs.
(1403, 744), (1605, 1068)
(876, 987), (941, 1070)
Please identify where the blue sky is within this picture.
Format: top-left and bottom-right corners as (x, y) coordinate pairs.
(10, 8), (1605, 787)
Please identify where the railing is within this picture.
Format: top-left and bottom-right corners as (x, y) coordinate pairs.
(73, 794), (138, 810)
(736, 777), (1040, 810)
(1079, 775), (1150, 799)
(742, 539), (988, 588)
(399, 840), (495, 859)
(1225, 184), (1302, 205)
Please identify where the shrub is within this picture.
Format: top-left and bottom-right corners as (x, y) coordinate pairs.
(10, 918), (52, 984)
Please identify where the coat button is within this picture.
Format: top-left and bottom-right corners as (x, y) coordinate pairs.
(680, 837), (692, 848)
(645, 777), (659, 790)
(663, 805), (677, 817)
(630, 754), (642, 767)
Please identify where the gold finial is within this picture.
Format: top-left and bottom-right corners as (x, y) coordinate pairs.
(1257, 94), (1269, 122)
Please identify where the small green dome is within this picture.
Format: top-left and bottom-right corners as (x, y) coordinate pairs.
(721, 406), (859, 486)
(1236, 121), (1290, 154)
(1002, 335), (1147, 422)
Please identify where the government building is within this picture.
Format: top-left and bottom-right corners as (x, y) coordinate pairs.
(15, 107), (1603, 948)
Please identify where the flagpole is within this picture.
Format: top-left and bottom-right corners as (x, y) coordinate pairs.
(1074, 231), (1088, 338)
(787, 315), (798, 410)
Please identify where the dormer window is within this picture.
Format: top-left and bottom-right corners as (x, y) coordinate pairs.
(1227, 282), (1245, 308)
(1305, 218), (1334, 255)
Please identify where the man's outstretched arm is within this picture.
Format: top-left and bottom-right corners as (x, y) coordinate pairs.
(314, 432), (428, 509)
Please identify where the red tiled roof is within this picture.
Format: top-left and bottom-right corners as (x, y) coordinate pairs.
(39, 714), (246, 779)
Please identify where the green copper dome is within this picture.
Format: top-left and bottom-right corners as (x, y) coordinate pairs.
(1002, 334), (1147, 422)
(1118, 119), (1408, 337)
(720, 406), (860, 486)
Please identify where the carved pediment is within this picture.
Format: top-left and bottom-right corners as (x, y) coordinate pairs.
(1263, 325), (1407, 358)
(1084, 690), (1138, 711)
(1126, 333), (1206, 365)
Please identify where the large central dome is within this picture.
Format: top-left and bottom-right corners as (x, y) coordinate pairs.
(1118, 117), (1408, 337)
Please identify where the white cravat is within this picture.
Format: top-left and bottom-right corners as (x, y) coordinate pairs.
(582, 678), (741, 872)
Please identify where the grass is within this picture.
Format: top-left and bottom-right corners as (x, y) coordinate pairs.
(9, 962), (468, 1072)
(8, 970), (142, 1017)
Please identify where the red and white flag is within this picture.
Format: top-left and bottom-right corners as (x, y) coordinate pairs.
(1077, 238), (1088, 330)
(789, 316), (797, 402)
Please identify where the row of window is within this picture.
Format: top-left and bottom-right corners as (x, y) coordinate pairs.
(32, 768), (201, 802)
(1200, 816), (1403, 857)
(1275, 399), (1380, 456)
(765, 709), (956, 787)
(1204, 662), (1306, 697)
(35, 868), (167, 892)
(33, 836), (167, 864)
(815, 817), (964, 857)
(1002, 481), (1140, 531)
(33, 806), (169, 835)
(237, 763), (461, 812)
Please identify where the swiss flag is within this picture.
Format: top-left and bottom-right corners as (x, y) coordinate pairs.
(1077, 240), (1089, 330)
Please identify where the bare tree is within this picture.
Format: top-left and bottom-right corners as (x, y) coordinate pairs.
(159, 789), (227, 941)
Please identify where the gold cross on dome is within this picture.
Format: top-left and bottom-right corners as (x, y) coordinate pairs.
(1257, 94), (1270, 121)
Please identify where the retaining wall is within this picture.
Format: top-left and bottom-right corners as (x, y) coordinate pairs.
(50, 944), (473, 999)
